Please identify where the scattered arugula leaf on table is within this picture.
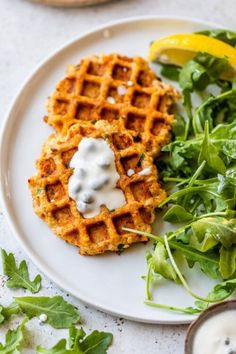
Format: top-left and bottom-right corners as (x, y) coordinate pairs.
(36, 325), (113, 354)
(0, 318), (27, 354)
(14, 296), (80, 329)
(1, 249), (41, 293)
(0, 302), (20, 324)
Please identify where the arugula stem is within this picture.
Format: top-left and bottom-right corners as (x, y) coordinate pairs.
(188, 161), (206, 187)
(183, 90), (193, 140)
(146, 262), (153, 301)
(145, 300), (202, 315)
(182, 161), (206, 208)
(196, 211), (229, 219)
(122, 228), (219, 265)
(189, 197), (201, 214)
(167, 223), (192, 241)
(163, 177), (187, 183)
(159, 186), (222, 208)
(164, 235), (223, 303)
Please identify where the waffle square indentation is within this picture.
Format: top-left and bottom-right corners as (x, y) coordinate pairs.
(112, 64), (131, 81)
(120, 154), (140, 173)
(132, 91), (151, 109)
(87, 62), (106, 76)
(39, 158), (56, 177)
(113, 213), (135, 235)
(52, 206), (73, 224)
(87, 222), (109, 243)
(151, 118), (166, 136)
(100, 107), (119, 122)
(139, 207), (152, 224)
(130, 181), (152, 202)
(125, 112), (146, 132)
(54, 99), (70, 115)
(81, 81), (100, 98)
(112, 133), (132, 150)
(137, 70), (153, 87)
(76, 103), (95, 121)
(46, 182), (65, 202)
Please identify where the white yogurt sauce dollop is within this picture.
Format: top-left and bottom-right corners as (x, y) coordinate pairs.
(68, 137), (126, 218)
(193, 309), (236, 354)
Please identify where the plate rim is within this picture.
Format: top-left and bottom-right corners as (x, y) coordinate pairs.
(0, 15), (229, 324)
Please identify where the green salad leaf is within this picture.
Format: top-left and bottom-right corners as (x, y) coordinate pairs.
(198, 122), (226, 174)
(15, 296), (80, 329)
(207, 278), (236, 301)
(193, 89), (236, 134)
(0, 302), (20, 324)
(1, 249), (41, 293)
(160, 63), (180, 81)
(219, 246), (236, 279)
(197, 29), (236, 47)
(192, 217), (236, 249)
(0, 318), (27, 354)
(163, 205), (193, 223)
(36, 325), (113, 354)
(151, 242), (178, 282)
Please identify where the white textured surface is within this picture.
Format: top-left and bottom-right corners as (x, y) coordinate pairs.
(0, 0), (233, 352)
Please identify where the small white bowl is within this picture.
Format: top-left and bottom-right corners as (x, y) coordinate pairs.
(185, 300), (236, 354)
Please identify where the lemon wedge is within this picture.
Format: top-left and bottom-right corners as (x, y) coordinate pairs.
(149, 33), (236, 71)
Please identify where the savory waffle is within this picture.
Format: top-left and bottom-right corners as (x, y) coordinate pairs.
(46, 54), (179, 157)
(28, 122), (166, 255)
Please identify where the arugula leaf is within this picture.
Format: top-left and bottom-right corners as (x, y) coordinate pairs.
(151, 242), (178, 282)
(207, 278), (236, 301)
(79, 330), (113, 354)
(193, 52), (231, 81)
(193, 89), (236, 134)
(0, 318), (27, 354)
(0, 302), (20, 324)
(179, 52), (230, 93)
(129, 227), (220, 281)
(160, 64), (180, 81)
(1, 249), (41, 293)
(198, 121), (226, 174)
(37, 339), (67, 354)
(197, 29), (236, 47)
(15, 296), (80, 329)
(192, 217), (236, 249)
(37, 325), (113, 354)
(179, 59), (210, 92)
(219, 246), (236, 279)
(163, 205), (193, 223)
(172, 114), (186, 139)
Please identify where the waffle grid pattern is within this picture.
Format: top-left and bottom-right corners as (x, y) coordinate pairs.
(29, 54), (178, 255)
(29, 123), (166, 255)
(46, 54), (179, 157)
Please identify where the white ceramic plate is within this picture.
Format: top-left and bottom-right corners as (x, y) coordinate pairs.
(0, 16), (222, 324)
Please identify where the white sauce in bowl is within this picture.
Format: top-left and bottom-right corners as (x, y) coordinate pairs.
(193, 309), (236, 354)
(68, 137), (126, 218)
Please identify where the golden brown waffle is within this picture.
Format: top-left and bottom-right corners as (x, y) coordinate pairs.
(28, 122), (166, 255)
(46, 54), (179, 157)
